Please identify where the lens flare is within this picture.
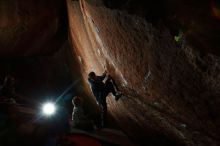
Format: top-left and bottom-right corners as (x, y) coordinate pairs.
(42, 102), (56, 116)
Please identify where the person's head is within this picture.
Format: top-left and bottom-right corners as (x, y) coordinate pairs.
(88, 71), (96, 80)
(72, 96), (81, 107)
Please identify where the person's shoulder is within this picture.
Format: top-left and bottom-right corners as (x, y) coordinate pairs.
(96, 76), (103, 80)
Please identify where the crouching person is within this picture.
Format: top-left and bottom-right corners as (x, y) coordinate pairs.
(71, 96), (93, 131)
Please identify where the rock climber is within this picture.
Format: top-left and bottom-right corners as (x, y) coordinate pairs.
(88, 71), (122, 128)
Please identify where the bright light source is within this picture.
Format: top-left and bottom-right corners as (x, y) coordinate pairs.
(42, 102), (56, 116)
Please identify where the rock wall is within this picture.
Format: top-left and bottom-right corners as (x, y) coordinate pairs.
(0, 0), (67, 57)
(67, 0), (220, 145)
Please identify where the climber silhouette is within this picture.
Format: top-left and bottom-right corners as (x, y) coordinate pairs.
(88, 71), (122, 128)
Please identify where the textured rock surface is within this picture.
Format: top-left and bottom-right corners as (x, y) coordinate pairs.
(67, 0), (220, 145)
(0, 0), (67, 57)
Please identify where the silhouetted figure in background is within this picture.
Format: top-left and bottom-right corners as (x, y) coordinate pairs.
(71, 96), (93, 131)
(88, 71), (122, 128)
(0, 75), (17, 104)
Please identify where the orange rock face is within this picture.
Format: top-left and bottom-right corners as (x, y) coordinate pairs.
(67, 0), (220, 145)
